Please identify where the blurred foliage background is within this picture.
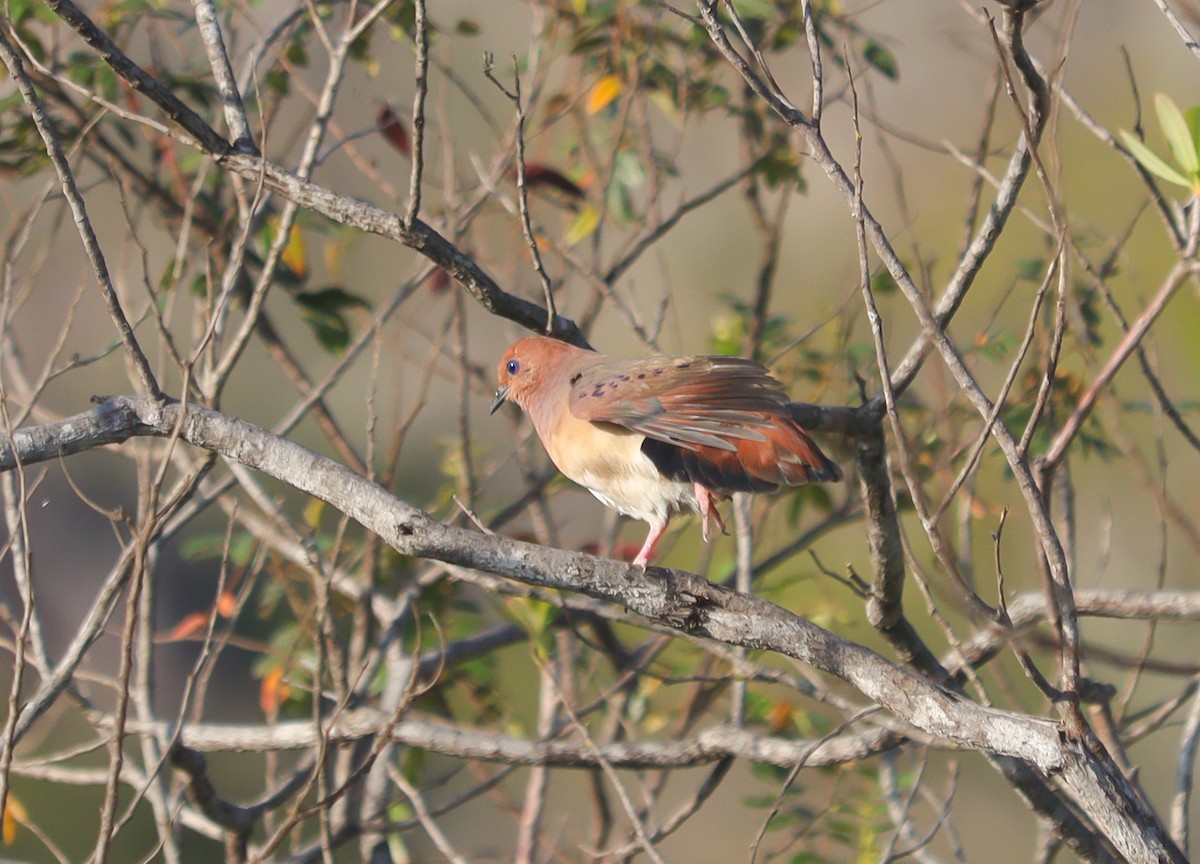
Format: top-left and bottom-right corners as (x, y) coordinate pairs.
(0, 0), (1199, 861)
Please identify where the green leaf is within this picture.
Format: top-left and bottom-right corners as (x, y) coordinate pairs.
(1155, 93), (1199, 176)
(295, 287), (370, 354)
(863, 40), (898, 81)
(296, 286), (371, 312)
(1187, 106), (1200, 165)
(743, 690), (774, 723)
(790, 854), (825, 864)
(612, 149), (645, 189)
(1015, 257), (1045, 281)
(870, 267), (897, 295)
(758, 144), (800, 188)
(729, 0), (778, 20)
(180, 530), (257, 565)
(1119, 131), (1192, 188)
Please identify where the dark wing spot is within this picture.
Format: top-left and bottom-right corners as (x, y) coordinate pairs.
(616, 374), (630, 381)
(570, 373), (582, 385)
(592, 388), (605, 397)
(637, 373), (646, 379)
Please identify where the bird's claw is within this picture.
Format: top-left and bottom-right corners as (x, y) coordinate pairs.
(695, 484), (727, 542)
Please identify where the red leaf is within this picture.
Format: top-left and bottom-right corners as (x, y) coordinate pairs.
(376, 106), (410, 156)
(521, 164), (585, 201)
(428, 267), (451, 295)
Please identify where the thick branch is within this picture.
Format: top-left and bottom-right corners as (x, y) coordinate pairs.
(136, 712), (901, 769)
(7, 397), (1060, 768)
(1, 397), (1186, 863)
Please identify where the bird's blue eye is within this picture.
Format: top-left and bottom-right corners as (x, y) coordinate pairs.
(506, 359), (520, 375)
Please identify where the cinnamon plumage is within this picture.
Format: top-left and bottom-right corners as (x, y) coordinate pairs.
(492, 336), (841, 567)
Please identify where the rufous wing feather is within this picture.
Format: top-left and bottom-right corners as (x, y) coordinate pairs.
(569, 355), (793, 452)
(642, 415), (842, 494)
(567, 352), (841, 494)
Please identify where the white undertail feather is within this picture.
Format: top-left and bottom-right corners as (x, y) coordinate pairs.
(529, 391), (700, 525)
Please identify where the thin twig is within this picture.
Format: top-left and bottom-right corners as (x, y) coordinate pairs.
(483, 53), (557, 334)
(1149, 0), (1200, 60)
(190, 0), (256, 150)
(403, 0), (429, 228)
(1171, 680), (1200, 854)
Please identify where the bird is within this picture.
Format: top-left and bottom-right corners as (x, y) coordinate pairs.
(491, 336), (841, 568)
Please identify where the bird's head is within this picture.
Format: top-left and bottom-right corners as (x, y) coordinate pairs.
(491, 336), (567, 414)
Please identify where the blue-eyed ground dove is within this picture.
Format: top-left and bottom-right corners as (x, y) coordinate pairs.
(492, 336), (841, 567)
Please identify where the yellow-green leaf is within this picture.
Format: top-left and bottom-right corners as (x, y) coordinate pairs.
(1155, 93), (1199, 176)
(647, 90), (681, 127)
(1187, 106), (1200, 157)
(270, 217), (307, 279)
(1119, 130), (1192, 189)
(565, 203), (600, 245)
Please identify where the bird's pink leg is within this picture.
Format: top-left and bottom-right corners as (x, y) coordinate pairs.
(694, 484), (727, 542)
(632, 519), (667, 568)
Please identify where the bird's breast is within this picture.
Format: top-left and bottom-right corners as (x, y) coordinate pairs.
(541, 413), (698, 524)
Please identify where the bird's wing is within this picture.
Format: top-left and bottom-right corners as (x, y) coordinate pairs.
(567, 355), (791, 452)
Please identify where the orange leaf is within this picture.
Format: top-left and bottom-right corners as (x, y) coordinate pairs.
(3, 795), (26, 845)
(260, 667), (291, 716)
(280, 222), (307, 279)
(574, 169), (597, 191)
(768, 700), (794, 734)
(163, 612), (209, 642)
(216, 591), (237, 618)
(587, 75), (622, 114)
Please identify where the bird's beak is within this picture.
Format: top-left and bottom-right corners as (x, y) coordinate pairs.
(489, 386), (509, 415)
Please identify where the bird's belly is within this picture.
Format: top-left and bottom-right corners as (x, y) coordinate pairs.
(546, 422), (698, 524)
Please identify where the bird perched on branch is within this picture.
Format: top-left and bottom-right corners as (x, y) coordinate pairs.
(491, 336), (841, 568)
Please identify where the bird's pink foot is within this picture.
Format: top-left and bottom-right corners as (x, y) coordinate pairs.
(632, 520), (668, 568)
(694, 484), (727, 542)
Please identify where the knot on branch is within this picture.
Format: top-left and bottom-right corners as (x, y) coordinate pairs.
(648, 567), (722, 631)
